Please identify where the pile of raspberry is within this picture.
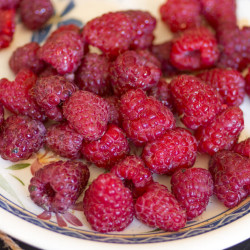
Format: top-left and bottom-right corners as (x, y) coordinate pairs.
(0, 0), (249, 233)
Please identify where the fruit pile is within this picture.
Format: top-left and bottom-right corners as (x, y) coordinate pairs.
(0, 0), (249, 233)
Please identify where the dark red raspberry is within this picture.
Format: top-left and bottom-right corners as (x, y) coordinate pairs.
(120, 89), (175, 146)
(198, 68), (245, 106)
(0, 9), (15, 49)
(195, 106), (244, 156)
(9, 42), (45, 75)
(170, 27), (219, 71)
(233, 138), (250, 158)
(82, 12), (134, 58)
(0, 115), (46, 162)
(160, 0), (201, 33)
(63, 90), (110, 141)
(111, 155), (153, 198)
(81, 124), (129, 169)
(142, 128), (197, 175)
(38, 65), (58, 78)
(0, 104), (4, 126)
(75, 53), (111, 96)
(29, 160), (89, 213)
(83, 173), (134, 233)
(209, 150), (250, 208)
(110, 50), (161, 95)
(170, 75), (222, 130)
(0, 69), (45, 121)
(135, 182), (186, 231)
(245, 68), (250, 96)
(104, 96), (122, 126)
(0, 0), (20, 9)
(171, 168), (213, 220)
(46, 122), (84, 159)
(20, 0), (54, 30)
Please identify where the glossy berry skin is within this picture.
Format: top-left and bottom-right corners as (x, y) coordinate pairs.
(198, 68), (245, 106)
(135, 182), (186, 231)
(109, 50), (161, 95)
(63, 90), (110, 142)
(170, 75), (222, 130)
(0, 69), (45, 121)
(142, 128), (197, 175)
(209, 150), (250, 208)
(0, 104), (4, 126)
(83, 173), (134, 233)
(246, 69), (250, 96)
(29, 160), (90, 213)
(0, 0), (20, 9)
(46, 122), (84, 159)
(160, 0), (201, 33)
(81, 124), (129, 169)
(0, 115), (46, 162)
(171, 168), (213, 220)
(195, 106), (244, 156)
(233, 138), (250, 158)
(104, 96), (122, 126)
(170, 27), (219, 71)
(20, 0), (54, 30)
(120, 89), (175, 146)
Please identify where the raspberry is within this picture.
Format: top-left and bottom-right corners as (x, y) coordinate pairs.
(135, 182), (186, 231)
(104, 96), (122, 126)
(198, 68), (245, 106)
(245, 68), (250, 96)
(110, 50), (161, 95)
(171, 168), (213, 220)
(160, 0), (201, 33)
(111, 155), (153, 198)
(83, 173), (134, 233)
(170, 27), (219, 71)
(0, 69), (45, 121)
(81, 124), (129, 169)
(0, 9), (15, 49)
(170, 75), (222, 130)
(46, 122), (84, 159)
(120, 89), (175, 146)
(38, 65), (58, 78)
(33, 75), (78, 121)
(75, 53), (111, 96)
(29, 160), (89, 213)
(0, 115), (46, 162)
(233, 138), (250, 158)
(9, 42), (45, 75)
(0, 104), (4, 126)
(209, 150), (250, 208)
(136, 49), (161, 68)
(82, 12), (134, 58)
(20, 0), (54, 30)
(142, 128), (197, 175)
(0, 0), (20, 9)
(195, 106), (244, 155)
(63, 90), (110, 141)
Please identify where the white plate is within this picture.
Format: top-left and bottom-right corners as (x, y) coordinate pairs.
(0, 0), (249, 249)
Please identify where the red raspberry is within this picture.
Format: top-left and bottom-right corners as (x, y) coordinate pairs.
(135, 182), (186, 231)
(0, 9), (15, 49)
(160, 0), (201, 33)
(195, 106), (244, 156)
(0, 104), (4, 126)
(136, 49), (161, 68)
(171, 168), (213, 220)
(46, 122), (84, 159)
(170, 27), (219, 71)
(109, 50), (162, 95)
(233, 138), (250, 158)
(29, 160), (90, 213)
(81, 124), (129, 169)
(0, 0), (20, 9)
(142, 128), (197, 175)
(245, 68), (250, 96)
(20, 0), (54, 30)
(170, 75), (222, 130)
(75, 53), (111, 96)
(111, 155), (153, 198)
(9, 42), (45, 75)
(38, 65), (58, 78)
(0, 69), (45, 121)
(209, 150), (250, 208)
(120, 89), (175, 146)
(0, 115), (46, 162)
(63, 90), (110, 141)
(82, 12), (134, 58)
(198, 68), (245, 106)
(83, 173), (134, 233)
(104, 96), (122, 126)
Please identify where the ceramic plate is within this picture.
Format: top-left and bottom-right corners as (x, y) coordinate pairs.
(0, 0), (249, 249)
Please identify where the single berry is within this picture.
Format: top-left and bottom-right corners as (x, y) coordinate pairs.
(0, 0), (20, 9)
(0, 115), (46, 162)
(209, 150), (250, 208)
(233, 138), (250, 158)
(245, 68), (250, 96)
(83, 173), (134, 233)
(104, 96), (122, 126)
